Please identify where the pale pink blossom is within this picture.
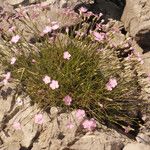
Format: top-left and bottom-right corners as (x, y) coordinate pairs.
(63, 95), (72, 106)
(8, 26), (16, 32)
(99, 13), (103, 17)
(51, 21), (58, 24)
(2, 72), (11, 85)
(32, 59), (36, 63)
(66, 122), (74, 129)
(13, 122), (21, 130)
(82, 118), (97, 131)
(34, 114), (44, 124)
(106, 78), (117, 91)
(43, 75), (51, 84)
(4, 72), (11, 80)
(51, 24), (59, 30)
(93, 31), (105, 41)
(11, 35), (20, 43)
(124, 125), (133, 133)
(16, 97), (23, 106)
(79, 7), (87, 13)
(3, 79), (8, 85)
(63, 51), (71, 60)
(50, 80), (59, 90)
(106, 83), (113, 91)
(43, 26), (52, 34)
(101, 19), (105, 23)
(76, 109), (86, 120)
(10, 57), (16, 65)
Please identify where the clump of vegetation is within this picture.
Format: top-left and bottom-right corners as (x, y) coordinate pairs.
(0, 4), (146, 132)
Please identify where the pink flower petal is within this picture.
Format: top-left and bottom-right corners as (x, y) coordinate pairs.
(43, 75), (51, 84)
(50, 80), (59, 90)
(4, 72), (11, 80)
(63, 51), (71, 60)
(13, 122), (21, 130)
(34, 114), (44, 124)
(106, 83), (113, 91)
(10, 57), (16, 65)
(82, 118), (96, 131)
(16, 97), (23, 106)
(76, 109), (86, 120)
(11, 35), (20, 43)
(93, 32), (105, 41)
(63, 95), (72, 106)
(79, 7), (87, 13)
(51, 24), (59, 30)
(106, 78), (117, 91)
(43, 26), (52, 34)
(66, 122), (74, 129)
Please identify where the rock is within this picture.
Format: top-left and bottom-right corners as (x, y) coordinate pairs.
(91, 0), (122, 20)
(50, 107), (59, 118)
(0, 0), (4, 6)
(121, 0), (150, 50)
(8, 142), (21, 150)
(6, 0), (25, 6)
(70, 132), (124, 150)
(136, 133), (150, 144)
(0, 83), (17, 123)
(123, 143), (150, 150)
(0, 4), (81, 43)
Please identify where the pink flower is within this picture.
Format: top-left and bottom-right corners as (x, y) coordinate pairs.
(50, 80), (59, 90)
(13, 122), (21, 130)
(79, 7), (87, 13)
(66, 122), (74, 129)
(109, 78), (117, 88)
(82, 118), (97, 131)
(93, 31), (105, 41)
(76, 109), (86, 120)
(8, 26), (16, 32)
(2, 72), (11, 85)
(10, 57), (16, 65)
(43, 26), (52, 34)
(124, 125), (133, 133)
(106, 83), (113, 91)
(43, 75), (51, 84)
(11, 35), (20, 43)
(51, 24), (59, 30)
(99, 13), (103, 17)
(32, 59), (36, 63)
(63, 95), (72, 106)
(16, 97), (23, 106)
(106, 78), (117, 91)
(34, 114), (44, 124)
(4, 72), (11, 80)
(63, 51), (71, 60)
(3, 79), (8, 85)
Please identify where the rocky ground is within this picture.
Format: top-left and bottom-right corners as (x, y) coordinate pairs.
(0, 0), (150, 150)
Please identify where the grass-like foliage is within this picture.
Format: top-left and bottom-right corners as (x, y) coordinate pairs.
(0, 4), (146, 131)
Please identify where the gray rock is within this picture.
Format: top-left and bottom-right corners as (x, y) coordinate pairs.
(136, 133), (150, 144)
(123, 143), (150, 150)
(91, 0), (122, 20)
(121, 0), (150, 49)
(70, 133), (124, 150)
